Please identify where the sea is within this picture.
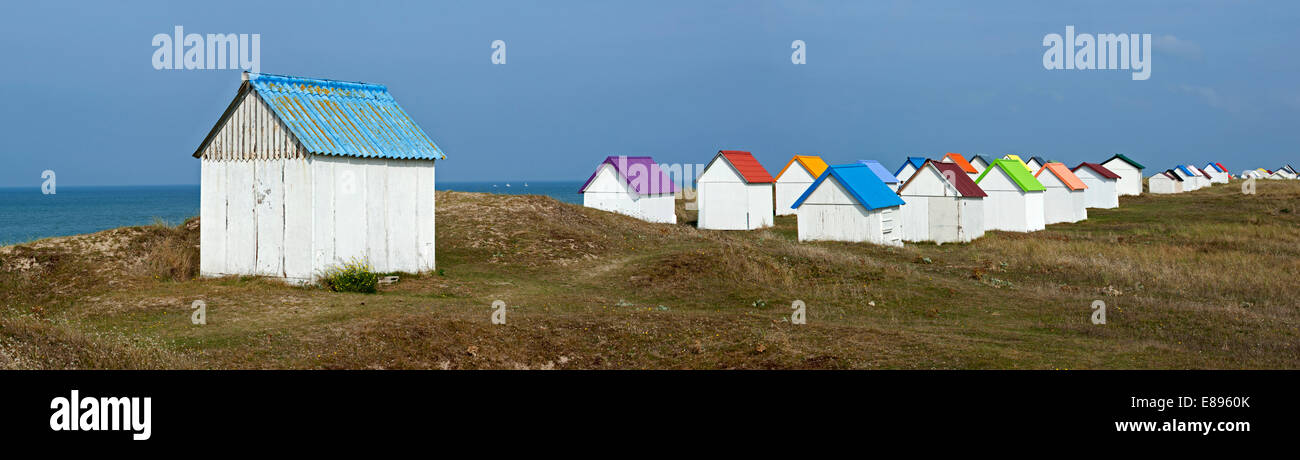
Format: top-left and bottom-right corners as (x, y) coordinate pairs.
(0, 181), (583, 245)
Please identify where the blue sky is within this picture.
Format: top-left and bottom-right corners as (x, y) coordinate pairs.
(1, 0), (1297, 186)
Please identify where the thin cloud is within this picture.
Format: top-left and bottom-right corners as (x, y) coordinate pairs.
(1175, 84), (1239, 112)
(1154, 35), (1203, 60)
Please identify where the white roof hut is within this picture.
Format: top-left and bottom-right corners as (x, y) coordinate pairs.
(774, 155), (829, 216)
(792, 163), (905, 246)
(697, 150), (775, 230)
(578, 156), (677, 224)
(1035, 163), (1089, 224)
(1148, 170), (1184, 194)
(974, 159), (1046, 232)
(1101, 154), (1145, 196)
(1071, 162), (1120, 209)
(897, 160), (987, 244)
(194, 73), (445, 283)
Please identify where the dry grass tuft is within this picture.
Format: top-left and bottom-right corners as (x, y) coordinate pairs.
(137, 217), (201, 281)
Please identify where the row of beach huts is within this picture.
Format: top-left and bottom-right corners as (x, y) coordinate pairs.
(578, 151), (1293, 246)
(1149, 163), (1298, 193)
(189, 72), (1294, 282)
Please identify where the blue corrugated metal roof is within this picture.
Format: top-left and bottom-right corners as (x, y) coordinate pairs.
(249, 73), (445, 160)
(1176, 165), (1195, 176)
(893, 156), (928, 177)
(855, 160), (899, 183)
(792, 164), (906, 211)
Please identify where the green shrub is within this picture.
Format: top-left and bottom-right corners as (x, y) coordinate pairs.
(320, 259), (379, 293)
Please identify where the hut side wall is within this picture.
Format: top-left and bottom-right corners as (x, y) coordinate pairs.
(310, 155), (435, 277)
(1075, 169), (1119, 209)
(745, 182), (775, 229)
(1149, 176), (1179, 194)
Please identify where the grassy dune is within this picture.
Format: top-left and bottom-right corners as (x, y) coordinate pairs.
(1, 181), (1298, 369)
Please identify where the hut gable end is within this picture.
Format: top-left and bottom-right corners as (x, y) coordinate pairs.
(978, 166), (1017, 192)
(584, 164), (628, 194)
(700, 154), (746, 183)
(198, 89), (307, 161)
(801, 175), (856, 206)
(900, 163), (958, 197)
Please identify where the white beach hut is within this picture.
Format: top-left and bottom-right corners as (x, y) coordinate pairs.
(1174, 166), (1204, 190)
(967, 155), (990, 176)
(578, 156), (677, 224)
(697, 150), (775, 230)
(974, 159), (1046, 232)
(1195, 166), (1216, 188)
(792, 163), (905, 246)
(1035, 163), (1088, 224)
(1071, 162), (1120, 209)
(194, 72), (445, 283)
(897, 160), (986, 243)
(893, 157), (928, 184)
(774, 155), (829, 216)
(1101, 154), (1145, 196)
(1192, 166), (1212, 189)
(1024, 156), (1046, 173)
(1148, 170), (1184, 194)
(1203, 163), (1230, 184)
(1191, 166), (1211, 189)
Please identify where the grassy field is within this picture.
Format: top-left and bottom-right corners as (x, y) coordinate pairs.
(2, 180), (1298, 369)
